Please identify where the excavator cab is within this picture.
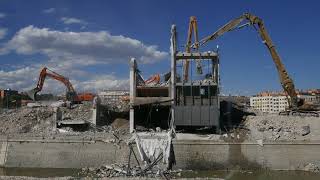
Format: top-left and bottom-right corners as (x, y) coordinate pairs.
(66, 91), (81, 104)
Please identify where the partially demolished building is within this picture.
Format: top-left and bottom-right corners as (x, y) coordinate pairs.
(129, 25), (220, 132)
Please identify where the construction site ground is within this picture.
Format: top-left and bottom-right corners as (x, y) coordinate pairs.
(1, 100), (320, 179)
(0, 99), (319, 142)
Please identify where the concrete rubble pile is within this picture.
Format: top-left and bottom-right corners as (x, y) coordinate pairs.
(144, 80), (170, 87)
(59, 102), (92, 122)
(244, 114), (319, 141)
(303, 163), (320, 172)
(0, 106), (54, 135)
(0, 101), (94, 135)
(79, 164), (182, 178)
(104, 100), (130, 112)
(99, 92), (130, 112)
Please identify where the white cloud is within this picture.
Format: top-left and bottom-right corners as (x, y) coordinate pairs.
(0, 66), (38, 91)
(0, 64), (129, 94)
(61, 17), (87, 25)
(0, 13), (6, 18)
(42, 8), (55, 14)
(76, 75), (129, 92)
(0, 26), (167, 93)
(0, 28), (7, 39)
(4, 25), (168, 64)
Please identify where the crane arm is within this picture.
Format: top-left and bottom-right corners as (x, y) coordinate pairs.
(183, 16), (200, 82)
(191, 13), (298, 109)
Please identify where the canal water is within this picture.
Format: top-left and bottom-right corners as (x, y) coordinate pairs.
(1, 168), (320, 179)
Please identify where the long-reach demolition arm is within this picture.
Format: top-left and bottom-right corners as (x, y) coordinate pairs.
(191, 13), (299, 109)
(27, 67), (77, 101)
(183, 16), (201, 82)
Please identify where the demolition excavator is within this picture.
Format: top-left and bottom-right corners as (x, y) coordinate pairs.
(27, 67), (89, 103)
(183, 16), (203, 82)
(188, 13), (318, 116)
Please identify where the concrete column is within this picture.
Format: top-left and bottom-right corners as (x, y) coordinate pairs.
(53, 107), (61, 130)
(92, 108), (97, 125)
(92, 96), (101, 126)
(130, 58), (137, 133)
(170, 25), (177, 128)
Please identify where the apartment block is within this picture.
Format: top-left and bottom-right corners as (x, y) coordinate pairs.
(250, 91), (317, 113)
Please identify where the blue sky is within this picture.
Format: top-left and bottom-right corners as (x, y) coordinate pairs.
(0, 0), (319, 95)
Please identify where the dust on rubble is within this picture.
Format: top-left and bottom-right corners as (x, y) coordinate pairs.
(0, 106), (54, 135)
(244, 114), (320, 141)
(79, 164), (182, 179)
(0, 101), (134, 141)
(60, 102), (92, 122)
(0, 102), (93, 136)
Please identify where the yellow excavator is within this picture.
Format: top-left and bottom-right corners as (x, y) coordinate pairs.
(183, 16), (202, 82)
(187, 13), (318, 116)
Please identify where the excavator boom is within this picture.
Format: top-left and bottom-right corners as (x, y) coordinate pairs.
(191, 13), (298, 109)
(27, 67), (78, 102)
(183, 16), (200, 82)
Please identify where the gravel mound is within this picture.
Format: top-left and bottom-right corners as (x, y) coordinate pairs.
(60, 102), (92, 121)
(244, 114), (319, 141)
(0, 106), (54, 135)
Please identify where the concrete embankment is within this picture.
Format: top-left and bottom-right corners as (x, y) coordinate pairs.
(0, 135), (319, 171)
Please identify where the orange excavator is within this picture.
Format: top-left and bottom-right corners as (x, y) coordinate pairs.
(27, 67), (93, 103)
(144, 74), (161, 85)
(188, 13), (318, 116)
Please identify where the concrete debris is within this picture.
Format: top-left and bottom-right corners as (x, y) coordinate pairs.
(144, 81), (169, 87)
(59, 102), (92, 122)
(156, 127), (162, 132)
(111, 118), (129, 129)
(110, 118), (130, 135)
(50, 100), (66, 108)
(303, 163), (320, 172)
(300, 125), (311, 136)
(244, 114), (319, 141)
(78, 164), (182, 178)
(99, 91), (130, 112)
(26, 102), (42, 108)
(0, 106), (54, 135)
(0, 101), (93, 135)
(0, 176), (74, 180)
(257, 139), (263, 146)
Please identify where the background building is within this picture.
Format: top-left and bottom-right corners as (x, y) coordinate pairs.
(0, 89), (21, 108)
(250, 90), (318, 113)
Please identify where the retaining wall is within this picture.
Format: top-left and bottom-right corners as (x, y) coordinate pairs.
(0, 138), (319, 170)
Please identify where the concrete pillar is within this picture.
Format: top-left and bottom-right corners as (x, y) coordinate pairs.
(170, 25), (177, 128)
(130, 58), (137, 133)
(92, 96), (101, 126)
(92, 108), (97, 125)
(53, 107), (61, 130)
